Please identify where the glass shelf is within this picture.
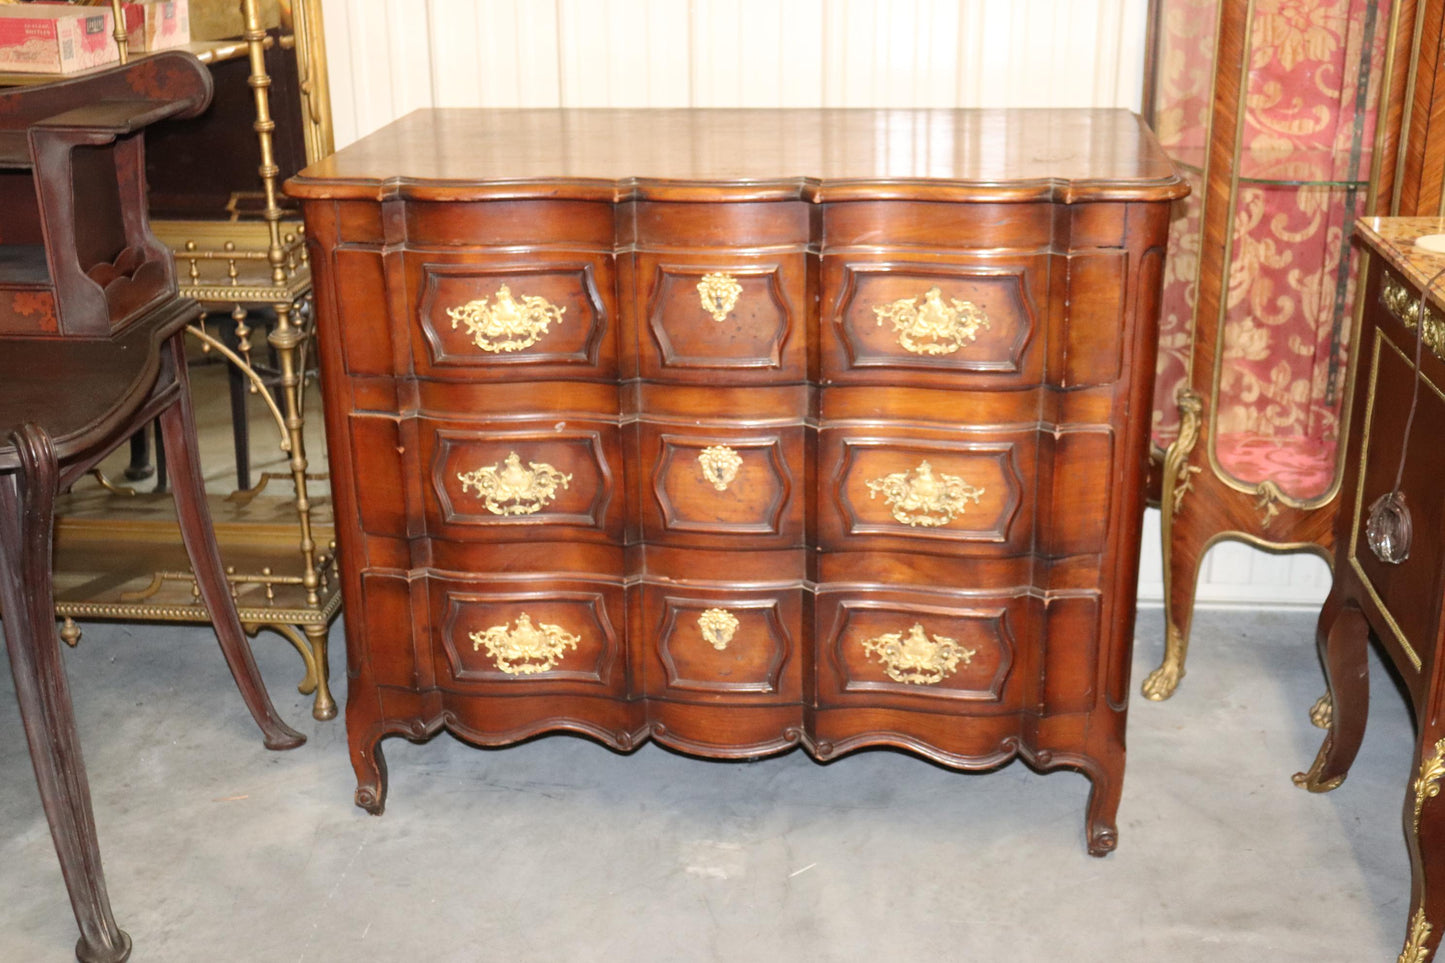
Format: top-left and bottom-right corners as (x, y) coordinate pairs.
(1164, 145), (1373, 189)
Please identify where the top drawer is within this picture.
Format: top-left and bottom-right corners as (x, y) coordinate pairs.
(820, 252), (1047, 388)
(403, 250), (619, 382)
(624, 200), (813, 384)
(629, 252), (809, 383)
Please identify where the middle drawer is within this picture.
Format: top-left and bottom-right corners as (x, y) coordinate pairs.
(629, 421), (807, 548)
(417, 416), (625, 544)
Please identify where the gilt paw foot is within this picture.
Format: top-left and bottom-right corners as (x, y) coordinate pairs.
(1141, 662), (1183, 702)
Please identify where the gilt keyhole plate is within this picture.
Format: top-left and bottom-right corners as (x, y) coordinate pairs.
(697, 608), (740, 650)
(697, 272), (743, 323)
(697, 445), (744, 492)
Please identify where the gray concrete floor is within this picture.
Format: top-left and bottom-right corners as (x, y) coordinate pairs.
(0, 605), (1418, 962)
(0, 363), (1419, 961)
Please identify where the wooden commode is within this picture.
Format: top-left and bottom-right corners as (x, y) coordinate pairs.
(287, 108), (1184, 856)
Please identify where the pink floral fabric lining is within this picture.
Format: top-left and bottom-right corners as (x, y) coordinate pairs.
(1149, 0), (1391, 502)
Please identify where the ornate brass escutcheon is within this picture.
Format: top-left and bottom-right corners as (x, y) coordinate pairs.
(446, 284), (565, 353)
(862, 623), (975, 685)
(471, 613), (580, 675)
(866, 460), (984, 527)
(697, 272), (743, 323)
(457, 451), (572, 516)
(873, 285), (990, 355)
(697, 608), (740, 651)
(697, 445), (744, 492)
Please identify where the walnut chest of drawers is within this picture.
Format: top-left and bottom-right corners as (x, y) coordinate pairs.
(288, 108), (1184, 856)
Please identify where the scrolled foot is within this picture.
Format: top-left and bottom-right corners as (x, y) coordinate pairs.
(353, 739), (388, 815)
(355, 784), (385, 816)
(1087, 823), (1119, 858)
(1141, 660), (1184, 701)
(75, 928), (132, 963)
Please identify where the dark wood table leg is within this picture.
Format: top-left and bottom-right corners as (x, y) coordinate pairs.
(1293, 593), (1370, 793)
(121, 431), (153, 483)
(221, 314), (253, 492)
(157, 334), (304, 751)
(0, 425), (131, 963)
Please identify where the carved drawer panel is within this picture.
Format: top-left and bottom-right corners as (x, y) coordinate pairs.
(420, 418), (623, 543)
(635, 422), (805, 547)
(405, 252), (617, 380)
(821, 256), (1044, 387)
(429, 576), (627, 696)
(639, 584), (803, 703)
(815, 590), (1026, 712)
(818, 426), (1112, 556)
(631, 253), (808, 383)
(818, 429), (1031, 553)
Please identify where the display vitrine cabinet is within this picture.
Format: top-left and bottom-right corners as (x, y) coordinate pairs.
(1141, 0), (1401, 704)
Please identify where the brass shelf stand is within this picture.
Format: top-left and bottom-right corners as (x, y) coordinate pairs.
(42, 0), (340, 719)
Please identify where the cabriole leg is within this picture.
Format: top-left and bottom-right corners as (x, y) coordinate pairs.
(1292, 597), (1368, 793)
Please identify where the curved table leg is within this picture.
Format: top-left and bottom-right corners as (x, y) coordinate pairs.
(1293, 595), (1369, 793)
(0, 425), (131, 963)
(1143, 388), (1204, 702)
(1399, 729), (1445, 962)
(351, 725), (390, 816)
(158, 334), (304, 751)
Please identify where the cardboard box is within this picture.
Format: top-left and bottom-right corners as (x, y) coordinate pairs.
(122, 0), (189, 53)
(0, 4), (119, 75)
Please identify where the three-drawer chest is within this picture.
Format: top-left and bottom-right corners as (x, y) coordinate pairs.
(288, 108), (1184, 855)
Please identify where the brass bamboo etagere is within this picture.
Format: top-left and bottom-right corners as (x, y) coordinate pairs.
(21, 0), (341, 720)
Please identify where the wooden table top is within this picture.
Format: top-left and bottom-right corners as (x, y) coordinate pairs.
(287, 107), (1186, 204)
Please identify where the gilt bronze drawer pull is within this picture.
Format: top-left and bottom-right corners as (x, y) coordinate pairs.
(471, 613), (580, 675)
(697, 444), (743, 491)
(866, 460), (984, 527)
(862, 623), (975, 685)
(697, 272), (742, 323)
(873, 285), (989, 355)
(457, 451), (572, 516)
(697, 608), (740, 651)
(446, 284), (565, 353)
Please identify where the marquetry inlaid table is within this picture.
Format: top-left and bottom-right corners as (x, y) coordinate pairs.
(287, 107), (1185, 855)
(1296, 216), (1445, 961)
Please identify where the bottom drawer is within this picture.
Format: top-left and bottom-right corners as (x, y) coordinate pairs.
(428, 576), (628, 697)
(815, 588), (1034, 712)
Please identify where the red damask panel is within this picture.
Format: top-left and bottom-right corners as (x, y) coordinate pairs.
(1149, 0), (1392, 501)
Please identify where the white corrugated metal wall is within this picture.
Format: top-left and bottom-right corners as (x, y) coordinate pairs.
(316, 0), (1332, 609)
